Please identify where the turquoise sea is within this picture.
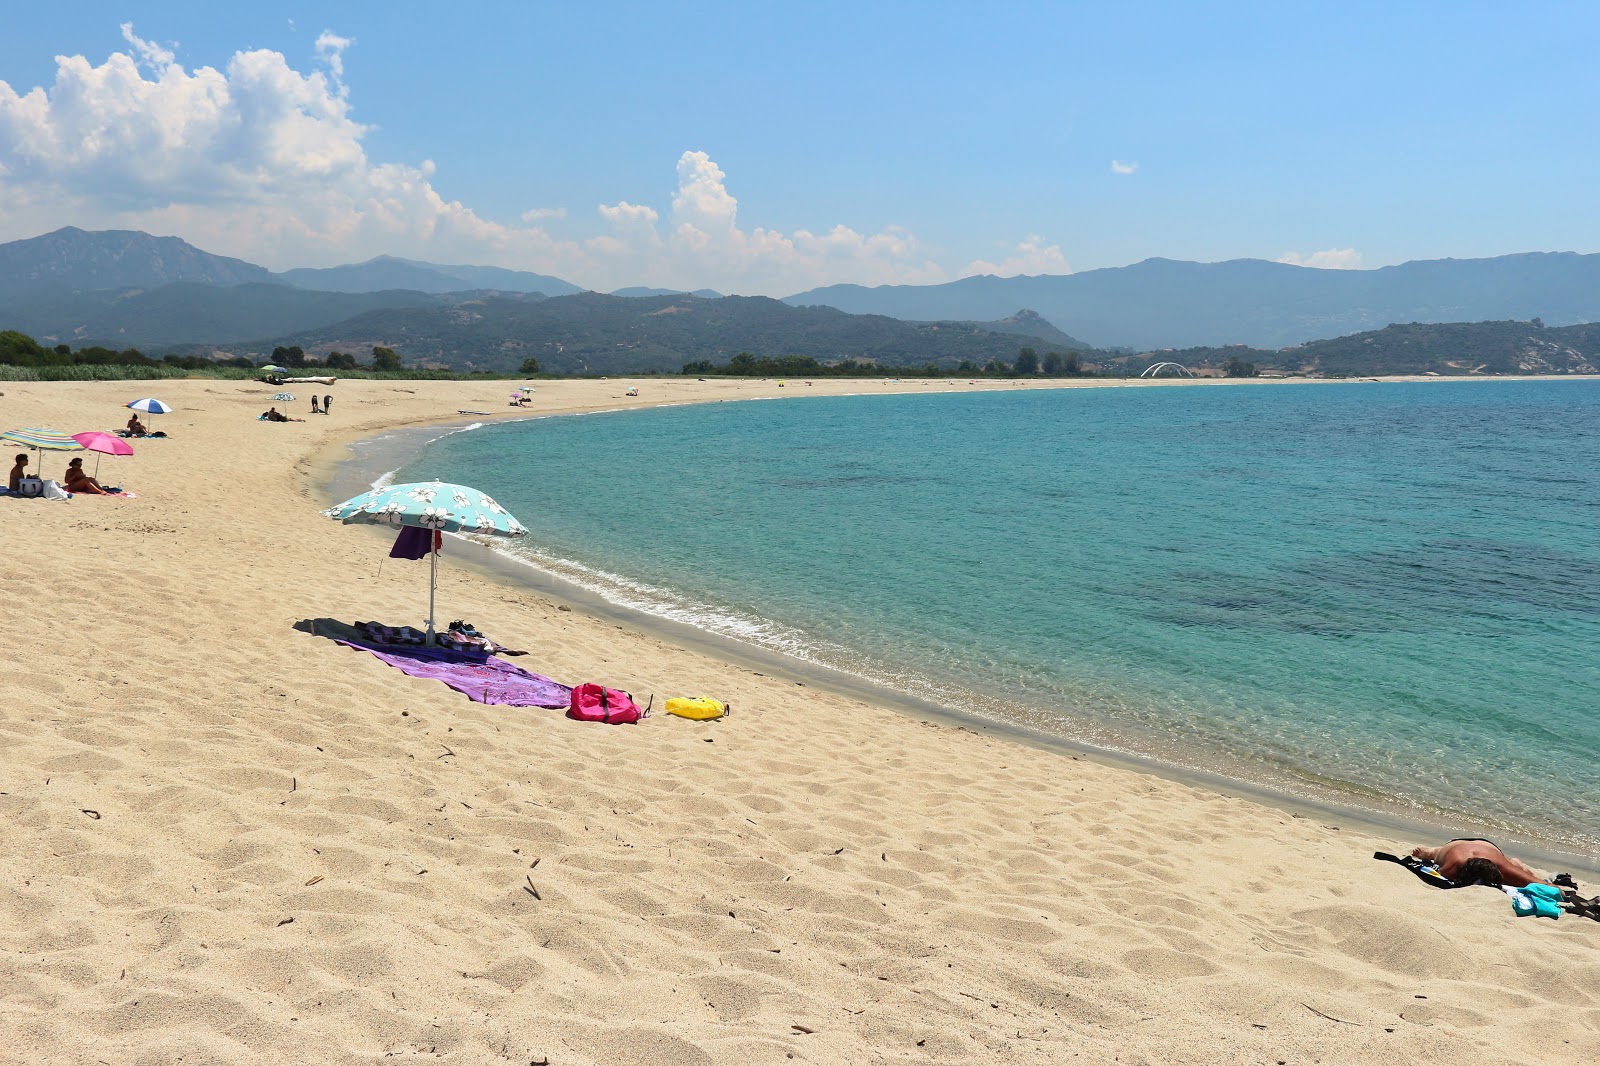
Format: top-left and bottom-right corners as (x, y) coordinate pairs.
(393, 380), (1600, 851)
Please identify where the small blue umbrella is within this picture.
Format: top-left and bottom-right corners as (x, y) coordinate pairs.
(126, 398), (173, 415)
(323, 481), (528, 638)
(274, 392), (296, 401)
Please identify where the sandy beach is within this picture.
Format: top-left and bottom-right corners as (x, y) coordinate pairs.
(3, 374), (1598, 1065)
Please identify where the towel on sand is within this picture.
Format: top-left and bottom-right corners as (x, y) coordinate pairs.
(335, 639), (572, 707)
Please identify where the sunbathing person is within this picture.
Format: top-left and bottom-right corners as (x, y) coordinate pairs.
(1411, 838), (1548, 888)
(63, 457), (112, 495)
(126, 414), (148, 436)
(8, 453), (27, 492)
(261, 407), (304, 423)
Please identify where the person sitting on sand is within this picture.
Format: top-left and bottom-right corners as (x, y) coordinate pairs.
(8, 452), (27, 492)
(126, 414), (148, 437)
(1411, 838), (1548, 888)
(63, 457), (112, 495)
(261, 407), (304, 423)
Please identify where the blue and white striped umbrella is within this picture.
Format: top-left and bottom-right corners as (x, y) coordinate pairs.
(274, 392), (296, 401)
(126, 398), (172, 414)
(323, 481), (527, 637)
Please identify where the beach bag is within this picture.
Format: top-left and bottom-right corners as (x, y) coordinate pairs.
(665, 696), (729, 721)
(567, 683), (649, 725)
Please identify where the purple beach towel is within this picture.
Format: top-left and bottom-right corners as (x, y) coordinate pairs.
(335, 639), (572, 707)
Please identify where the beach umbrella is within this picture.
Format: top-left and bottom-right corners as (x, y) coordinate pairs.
(126, 398), (172, 415)
(71, 431), (133, 479)
(261, 364), (287, 374)
(274, 392), (296, 401)
(322, 481), (528, 639)
(1, 427), (83, 479)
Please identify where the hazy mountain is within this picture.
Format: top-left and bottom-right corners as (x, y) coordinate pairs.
(0, 282), (453, 347)
(278, 255), (583, 296)
(612, 286), (724, 299)
(935, 309), (1094, 351)
(189, 292), (1069, 374)
(785, 253), (1600, 350)
(0, 227), (274, 296)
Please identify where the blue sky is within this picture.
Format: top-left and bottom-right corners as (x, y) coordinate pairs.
(1, 2), (1596, 293)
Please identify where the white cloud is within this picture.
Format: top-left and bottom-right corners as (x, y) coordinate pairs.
(597, 201), (659, 228)
(1110, 160), (1138, 175)
(963, 235), (1069, 278)
(119, 23), (176, 73)
(314, 31), (353, 81)
(1276, 247), (1363, 269)
(0, 28), (949, 293)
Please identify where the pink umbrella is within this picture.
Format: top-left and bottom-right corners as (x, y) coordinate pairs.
(72, 431), (134, 479)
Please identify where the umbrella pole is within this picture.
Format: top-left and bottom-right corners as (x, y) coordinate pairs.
(427, 542), (438, 642)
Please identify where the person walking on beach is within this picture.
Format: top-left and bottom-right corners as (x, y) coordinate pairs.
(1411, 838), (1547, 887)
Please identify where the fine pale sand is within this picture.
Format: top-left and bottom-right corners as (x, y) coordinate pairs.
(2, 376), (1598, 1065)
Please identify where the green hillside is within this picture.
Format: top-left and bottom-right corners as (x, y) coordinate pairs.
(196, 292), (1081, 374)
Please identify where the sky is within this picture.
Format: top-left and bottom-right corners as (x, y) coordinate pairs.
(1, 2), (1597, 295)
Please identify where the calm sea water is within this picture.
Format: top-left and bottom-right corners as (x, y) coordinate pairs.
(394, 381), (1600, 849)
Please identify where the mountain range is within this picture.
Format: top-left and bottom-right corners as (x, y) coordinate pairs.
(785, 253), (1600, 350)
(175, 292), (1077, 376)
(2, 227), (1598, 374)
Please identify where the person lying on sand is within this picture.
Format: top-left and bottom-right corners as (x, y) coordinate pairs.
(261, 407), (304, 423)
(1411, 838), (1548, 887)
(63, 457), (112, 495)
(8, 453), (27, 492)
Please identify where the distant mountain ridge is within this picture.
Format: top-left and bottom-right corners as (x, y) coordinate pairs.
(0, 282), (461, 347)
(181, 292), (1073, 375)
(785, 252), (1600, 350)
(276, 255), (583, 296)
(612, 286), (725, 299)
(1154, 320), (1600, 377)
(0, 227), (273, 295)
(934, 309), (1094, 351)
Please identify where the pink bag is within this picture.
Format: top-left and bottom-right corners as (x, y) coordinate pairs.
(567, 683), (650, 725)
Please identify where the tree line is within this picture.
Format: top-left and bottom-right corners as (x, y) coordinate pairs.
(682, 347), (1092, 378)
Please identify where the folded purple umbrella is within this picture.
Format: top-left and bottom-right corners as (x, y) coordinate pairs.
(336, 639), (572, 707)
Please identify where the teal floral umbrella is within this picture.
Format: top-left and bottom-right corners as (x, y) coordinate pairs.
(323, 481), (528, 638)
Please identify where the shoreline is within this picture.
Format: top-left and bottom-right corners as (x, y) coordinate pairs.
(10, 373), (1599, 1065)
(320, 383), (1600, 877)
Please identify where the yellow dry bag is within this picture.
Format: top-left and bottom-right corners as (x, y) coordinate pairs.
(665, 696), (729, 721)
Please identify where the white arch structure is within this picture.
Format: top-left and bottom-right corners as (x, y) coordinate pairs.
(1140, 361), (1195, 378)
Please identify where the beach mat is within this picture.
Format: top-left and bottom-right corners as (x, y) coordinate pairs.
(333, 638), (572, 708)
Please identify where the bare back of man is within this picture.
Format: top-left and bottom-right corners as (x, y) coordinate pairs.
(1412, 839), (1544, 887)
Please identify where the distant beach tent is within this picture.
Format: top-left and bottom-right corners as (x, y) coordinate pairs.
(1140, 362), (1195, 378)
(126, 398), (173, 414)
(2, 426), (83, 478)
(323, 481), (529, 640)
